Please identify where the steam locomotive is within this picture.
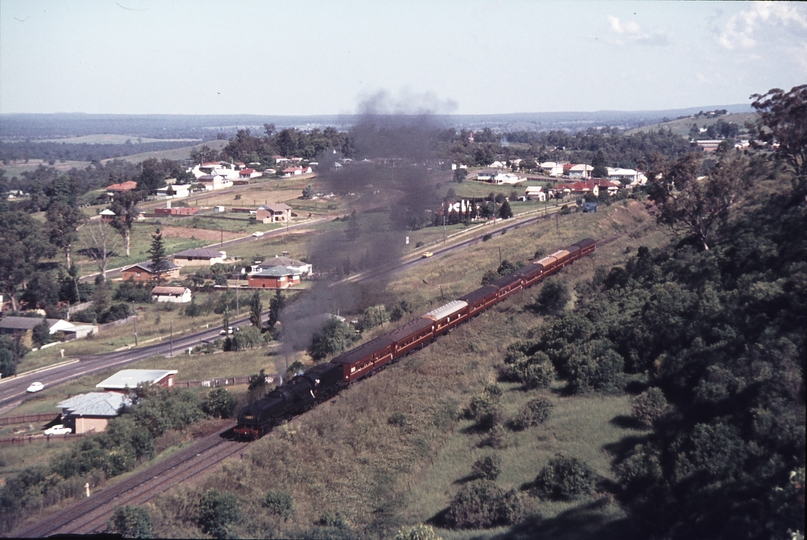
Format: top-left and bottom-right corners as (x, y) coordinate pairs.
(234, 238), (596, 439)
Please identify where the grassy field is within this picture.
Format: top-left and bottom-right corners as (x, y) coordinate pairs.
(626, 111), (757, 137)
(139, 197), (669, 538)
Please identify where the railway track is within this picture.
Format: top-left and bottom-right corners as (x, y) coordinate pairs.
(16, 431), (246, 538)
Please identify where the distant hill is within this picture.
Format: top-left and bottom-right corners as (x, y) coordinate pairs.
(100, 139), (229, 164)
(627, 111), (758, 138)
(0, 105), (755, 140)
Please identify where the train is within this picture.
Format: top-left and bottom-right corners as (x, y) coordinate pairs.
(234, 238), (596, 439)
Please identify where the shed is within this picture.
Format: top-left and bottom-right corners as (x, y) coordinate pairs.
(96, 369), (178, 393)
(172, 248), (226, 267)
(151, 286), (192, 303)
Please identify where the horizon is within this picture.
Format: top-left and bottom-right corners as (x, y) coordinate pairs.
(1, 1), (804, 117)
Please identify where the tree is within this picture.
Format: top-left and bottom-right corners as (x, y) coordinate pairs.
(471, 455), (501, 480)
(249, 291), (263, 330)
(453, 168), (467, 183)
(591, 149), (608, 178)
(268, 289), (285, 330)
(532, 279), (570, 315)
(533, 454), (597, 501)
(46, 200), (85, 268)
(198, 489), (240, 539)
(109, 190), (142, 257)
(203, 388), (236, 419)
(511, 397), (553, 430)
(445, 480), (523, 529)
(31, 318), (51, 348)
(395, 524), (441, 540)
(647, 154), (748, 250)
(0, 211), (55, 311)
(107, 505), (154, 538)
(308, 318), (357, 361)
(82, 220), (121, 280)
(750, 85), (807, 184)
(497, 200), (513, 220)
(302, 184), (314, 199)
(147, 229), (169, 284)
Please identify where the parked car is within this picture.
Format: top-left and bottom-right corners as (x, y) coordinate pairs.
(421, 251), (433, 258)
(44, 424), (72, 436)
(26, 381), (44, 393)
(252, 231), (264, 237)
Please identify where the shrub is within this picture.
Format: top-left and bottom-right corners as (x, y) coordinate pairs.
(471, 455), (501, 480)
(631, 387), (670, 429)
(395, 523), (441, 540)
(203, 388), (236, 419)
(533, 454), (597, 501)
(264, 489), (293, 521)
(114, 281), (152, 303)
(531, 279), (571, 315)
(511, 397), (553, 430)
(98, 303), (132, 324)
(199, 489), (240, 539)
(107, 505), (154, 538)
(445, 480), (523, 529)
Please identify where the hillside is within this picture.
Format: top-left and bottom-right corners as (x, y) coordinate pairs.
(626, 111), (757, 138)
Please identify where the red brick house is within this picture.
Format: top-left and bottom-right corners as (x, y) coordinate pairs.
(121, 261), (181, 282)
(247, 267), (300, 289)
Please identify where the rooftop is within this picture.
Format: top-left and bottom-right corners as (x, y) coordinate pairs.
(58, 392), (131, 417)
(96, 369), (178, 390)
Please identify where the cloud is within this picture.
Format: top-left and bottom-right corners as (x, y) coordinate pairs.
(719, 2), (807, 50)
(606, 15), (669, 46)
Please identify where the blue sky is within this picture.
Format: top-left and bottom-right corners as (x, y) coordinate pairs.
(1, 0), (805, 115)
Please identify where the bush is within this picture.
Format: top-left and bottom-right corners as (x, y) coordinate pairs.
(395, 524), (441, 540)
(358, 304), (389, 331)
(445, 480), (523, 529)
(98, 303), (132, 324)
(203, 388), (236, 419)
(199, 489), (240, 539)
(533, 454), (597, 501)
(114, 282), (152, 303)
(471, 455), (501, 480)
(631, 387), (670, 429)
(308, 319), (358, 361)
(107, 505), (154, 538)
(264, 489), (293, 521)
(531, 279), (571, 315)
(511, 397), (553, 430)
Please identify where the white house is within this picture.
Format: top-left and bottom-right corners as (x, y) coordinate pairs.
(197, 175), (233, 191)
(253, 255), (312, 277)
(151, 286), (192, 303)
(568, 164), (594, 179)
(539, 162), (564, 177)
(172, 248), (227, 266)
(156, 184), (191, 199)
(525, 186), (547, 201)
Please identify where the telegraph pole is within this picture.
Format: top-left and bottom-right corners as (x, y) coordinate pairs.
(132, 301), (138, 346)
(170, 320), (173, 357)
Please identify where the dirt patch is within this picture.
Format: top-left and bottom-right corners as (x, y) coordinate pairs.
(159, 226), (242, 242)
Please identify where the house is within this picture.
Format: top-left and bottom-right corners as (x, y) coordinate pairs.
(254, 255), (312, 277)
(99, 208), (116, 223)
(539, 162), (564, 177)
(172, 248), (226, 266)
(0, 317), (97, 347)
(567, 164), (594, 179)
(476, 170), (498, 181)
(256, 203), (292, 223)
(57, 392), (132, 434)
(607, 167), (640, 185)
(238, 168), (262, 179)
(96, 369), (178, 393)
(525, 186), (547, 202)
(489, 161), (506, 169)
(197, 174), (233, 191)
(555, 181), (600, 198)
(281, 166), (312, 177)
(121, 261), (181, 282)
(188, 161), (240, 180)
(105, 181), (138, 199)
(694, 139), (722, 152)
(247, 267), (301, 289)
(156, 184), (191, 199)
(151, 286), (192, 303)
(591, 178), (620, 196)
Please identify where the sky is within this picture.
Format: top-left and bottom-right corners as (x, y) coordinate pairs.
(0, 0), (805, 116)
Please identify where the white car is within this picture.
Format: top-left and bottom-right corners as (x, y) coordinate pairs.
(26, 381), (44, 393)
(252, 231), (264, 237)
(44, 424), (72, 436)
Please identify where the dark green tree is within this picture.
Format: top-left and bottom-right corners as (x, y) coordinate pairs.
(107, 505), (154, 538)
(203, 388), (236, 419)
(249, 291), (263, 330)
(46, 199), (85, 268)
(750, 84), (807, 188)
(31, 318), (51, 348)
(0, 211), (55, 311)
(308, 318), (357, 361)
(198, 489), (240, 539)
(453, 168), (467, 183)
(264, 490), (294, 521)
(533, 454), (597, 501)
(268, 290), (285, 330)
(147, 228), (170, 284)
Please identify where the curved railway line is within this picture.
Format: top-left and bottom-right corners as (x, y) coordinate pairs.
(16, 431), (245, 537)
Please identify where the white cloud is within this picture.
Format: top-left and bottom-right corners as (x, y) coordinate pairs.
(606, 15), (669, 46)
(720, 2), (807, 50)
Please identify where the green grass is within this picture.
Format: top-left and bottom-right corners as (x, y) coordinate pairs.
(144, 197), (668, 538)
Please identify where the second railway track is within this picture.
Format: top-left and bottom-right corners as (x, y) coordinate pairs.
(16, 431), (246, 538)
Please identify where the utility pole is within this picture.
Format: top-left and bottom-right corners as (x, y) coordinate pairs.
(132, 301), (138, 346)
(498, 246), (502, 267)
(170, 320), (173, 357)
(220, 227), (223, 247)
(443, 215), (446, 243)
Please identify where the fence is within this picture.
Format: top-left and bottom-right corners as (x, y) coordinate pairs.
(0, 413), (60, 426)
(0, 432), (86, 446)
(174, 376), (252, 388)
(99, 315), (136, 331)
